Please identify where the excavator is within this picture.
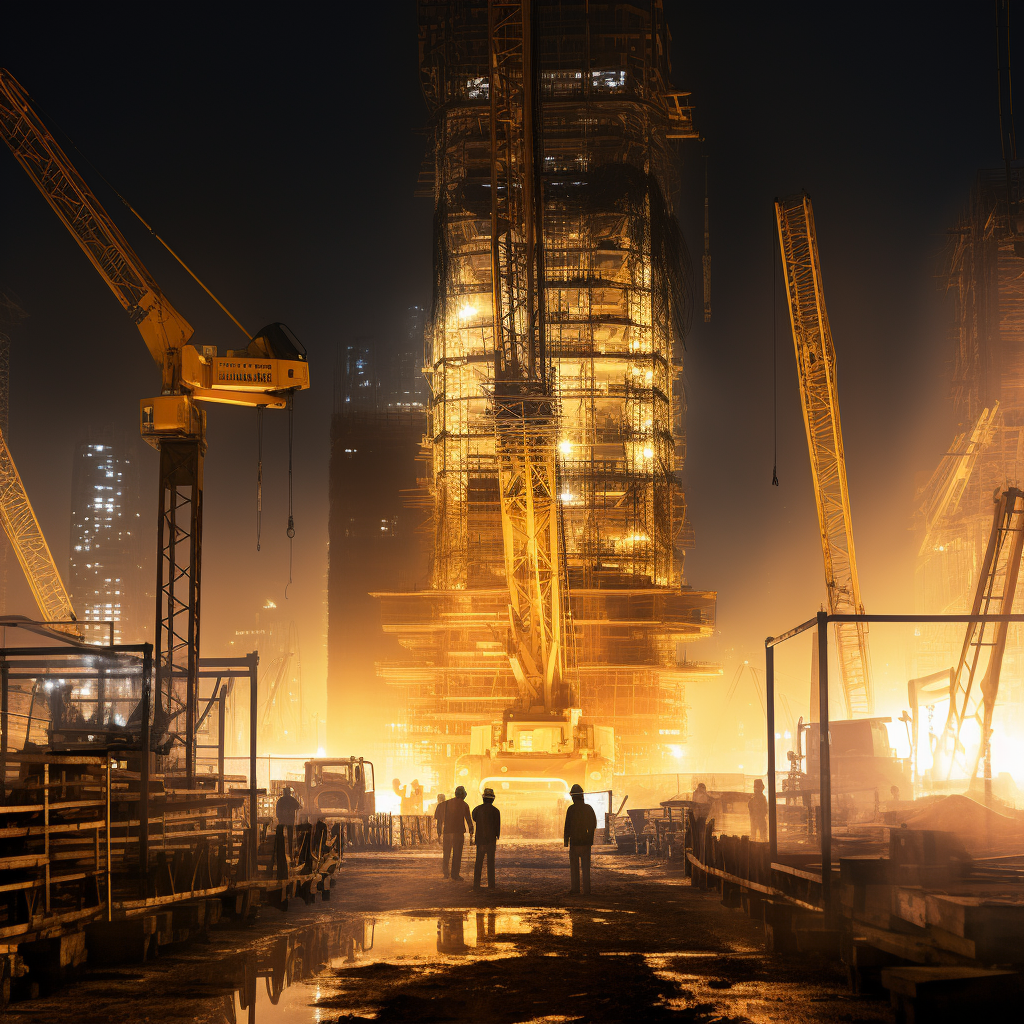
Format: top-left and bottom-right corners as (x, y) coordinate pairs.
(453, 2), (612, 836)
(0, 70), (310, 772)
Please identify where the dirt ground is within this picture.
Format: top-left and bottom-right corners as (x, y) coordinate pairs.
(4, 840), (895, 1023)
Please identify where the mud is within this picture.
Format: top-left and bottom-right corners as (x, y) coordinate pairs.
(4, 841), (894, 1023)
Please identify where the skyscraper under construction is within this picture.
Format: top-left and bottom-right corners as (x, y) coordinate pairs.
(377, 1), (716, 785)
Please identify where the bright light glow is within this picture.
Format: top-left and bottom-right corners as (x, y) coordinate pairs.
(642, 447), (654, 459)
(457, 301), (477, 322)
(558, 439), (572, 455)
(560, 491), (574, 503)
(316, 746), (326, 757)
(667, 745), (684, 759)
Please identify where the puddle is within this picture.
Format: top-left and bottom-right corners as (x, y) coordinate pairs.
(222, 909), (573, 1022)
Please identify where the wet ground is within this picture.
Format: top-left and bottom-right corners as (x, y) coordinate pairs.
(7, 841), (894, 1023)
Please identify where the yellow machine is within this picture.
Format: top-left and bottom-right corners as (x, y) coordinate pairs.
(776, 194), (873, 717)
(0, 69), (310, 779)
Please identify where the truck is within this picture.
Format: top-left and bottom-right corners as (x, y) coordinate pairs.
(455, 708), (613, 836)
(273, 757), (376, 821)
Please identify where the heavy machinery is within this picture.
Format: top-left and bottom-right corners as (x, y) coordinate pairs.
(0, 70), (310, 779)
(776, 193), (873, 717)
(279, 757), (376, 821)
(453, 1), (612, 834)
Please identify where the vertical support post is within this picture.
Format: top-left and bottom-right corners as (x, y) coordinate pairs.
(765, 639), (777, 863)
(0, 661), (7, 806)
(249, 653), (258, 872)
(218, 687), (226, 795)
(817, 610), (832, 919)
(140, 645), (152, 882)
(105, 754), (112, 922)
(43, 761), (50, 912)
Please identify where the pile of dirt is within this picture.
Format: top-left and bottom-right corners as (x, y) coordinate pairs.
(904, 794), (1024, 854)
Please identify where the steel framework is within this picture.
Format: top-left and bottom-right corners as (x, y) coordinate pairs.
(0, 424), (79, 636)
(776, 193), (873, 717)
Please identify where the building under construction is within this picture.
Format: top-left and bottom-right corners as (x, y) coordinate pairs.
(376, 1), (717, 787)
(914, 167), (1024, 769)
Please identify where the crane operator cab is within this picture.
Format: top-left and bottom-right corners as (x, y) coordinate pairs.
(142, 322), (310, 442)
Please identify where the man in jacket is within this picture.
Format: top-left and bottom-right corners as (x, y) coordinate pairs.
(433, 793), (446, 844)
(276, 786), (302, 854)
(471, 788), (501, 890)
(563, 783), (597, 895)
(441, 785), (473, 879)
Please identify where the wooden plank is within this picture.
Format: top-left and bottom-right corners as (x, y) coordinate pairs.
(926, 894), (1024, 940)
(855, 921), (971, 967)
(892, 887), (928, 928)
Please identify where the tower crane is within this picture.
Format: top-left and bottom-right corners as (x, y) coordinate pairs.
(454, 2), (613, 830)
(776, 193), (873, 717)
(0, 69), (310, 775)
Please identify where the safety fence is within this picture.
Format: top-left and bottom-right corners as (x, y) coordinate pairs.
(345, 814), (437, 850)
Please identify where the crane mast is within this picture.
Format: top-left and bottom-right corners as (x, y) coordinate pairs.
(0, 69), (309, 780)
(489, 0), (567, 712)
(776, 193), (873, 717)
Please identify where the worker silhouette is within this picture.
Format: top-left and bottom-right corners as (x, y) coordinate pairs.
(471, 787), (501, 890)
(748, 779), (768, 842)
(434, 793), (446, 843)
(441, 785), (473, 879)
(564, 783), (597, 895)
(276, 785), (302, 854)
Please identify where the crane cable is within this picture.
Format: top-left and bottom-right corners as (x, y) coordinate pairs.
(285, 394), (295, 599)
(255, 405), (264, 551)
(28, 91), (252, 340)
(772, 209), (780, 487)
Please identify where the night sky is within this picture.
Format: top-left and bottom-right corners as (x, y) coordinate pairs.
(0, 4), (1005, 763)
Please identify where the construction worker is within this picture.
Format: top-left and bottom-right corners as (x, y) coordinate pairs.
(471, 787), (501, 890)
(441, 784), (473, 879)
(434, 793), (446, 844)
(748, 778), (768, 842)
(275, 785), (302, 854)
(563, 783), (597, 895)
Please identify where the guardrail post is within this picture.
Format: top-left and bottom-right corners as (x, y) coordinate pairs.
(248, 653), (258, 873)
(817, 610), (832, 920)
(106, 754), (112, 922)
(766, 639), (777, 863)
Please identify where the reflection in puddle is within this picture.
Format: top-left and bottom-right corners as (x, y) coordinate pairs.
(220, 909), (572, 1022)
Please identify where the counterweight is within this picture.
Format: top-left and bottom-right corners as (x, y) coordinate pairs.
(776, 193), (873, 717)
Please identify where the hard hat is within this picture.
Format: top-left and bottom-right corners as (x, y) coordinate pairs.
(753, 779), (765, 790)
(437, 793), (446, 801)
(569, 783), (584, 796)
(455, 785), (467, 798)
(483, 787), (495, 799)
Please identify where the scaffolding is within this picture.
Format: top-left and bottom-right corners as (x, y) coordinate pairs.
(379, 1), (716, 781)
(915, 168), (1024, 753)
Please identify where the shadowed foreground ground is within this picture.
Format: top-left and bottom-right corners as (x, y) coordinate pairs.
(5, 840), (894, 1023)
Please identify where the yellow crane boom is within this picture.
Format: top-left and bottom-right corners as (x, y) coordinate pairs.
(776, 193), (873, 717)
(0, 424), (79, 637)
(490, 0), (567, 712)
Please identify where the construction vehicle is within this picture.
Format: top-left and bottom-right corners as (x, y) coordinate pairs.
(786, 716), (910, 822)
(453, 1), (613, 835)
(776, 193), (873, 717)
(275, 757), (376, 821)
(0, 70), (310, 781)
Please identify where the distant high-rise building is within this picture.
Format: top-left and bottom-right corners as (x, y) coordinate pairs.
(326, 326), (429, 759)
(68, 432), (147, 645)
